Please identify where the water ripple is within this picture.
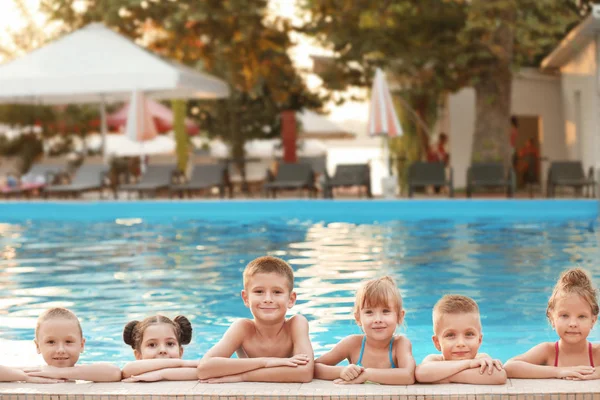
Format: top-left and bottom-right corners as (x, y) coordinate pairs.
(0, 217), (598, 365)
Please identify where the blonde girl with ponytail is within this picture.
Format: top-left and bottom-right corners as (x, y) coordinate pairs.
(505, 268), (599, 380)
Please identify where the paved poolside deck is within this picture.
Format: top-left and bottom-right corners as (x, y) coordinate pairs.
(0, 379), (598, 399)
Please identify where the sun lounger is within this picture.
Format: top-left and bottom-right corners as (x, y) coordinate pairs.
(0, 164), (64, 198)
(263, 162), (317, 198)
(118, 165), (175, 199)
(170, 163), (232, 198)
(466, 162), (515, 198)
(323, 163), (372, 199)
(408, 161), (454, 198)
(546, 161), (596, 198)
(228, 159), (271, 196)
(43, 164), (110, 199)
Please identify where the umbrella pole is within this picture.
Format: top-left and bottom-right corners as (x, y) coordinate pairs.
(99, 96), (107, 164)
(385, 136), (393, 177)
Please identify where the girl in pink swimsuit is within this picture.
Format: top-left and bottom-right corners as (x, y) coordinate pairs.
(505, 268), (599, 380)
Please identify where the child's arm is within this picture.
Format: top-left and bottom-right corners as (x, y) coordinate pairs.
(0, 366), (29, 382)
(122, 359), (199, 378)
(123, 368), (199, 382)
(237, 315), (314, 383)
(26, 364), (122, 382)
(444, 365), (507, 385)
(346, 337), (416, 385)
(314, 336), (355, 381)
(0, 366), (63, 383)
(416, 355), (504, 384)
(197, 319), (308, 380)
(415, 354), (465, 382)
(504, 343), (595, 379)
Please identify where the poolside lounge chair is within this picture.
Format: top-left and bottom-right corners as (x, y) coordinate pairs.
(228, 159), (271, 196)
(546, 161), (596, 198)
(1, 164), (66, 198)
(263, 162), (317, 198)
(170, 163), (232, 198)
(466, 162), (515, 198)
(118, 165), (176, 199)
(407, 161), (454, 198)
(43, 164), (110, 199)
(323, 163), (372, 199)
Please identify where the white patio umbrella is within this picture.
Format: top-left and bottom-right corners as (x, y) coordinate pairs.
(368, 68), (403, 175)
(0, 23), (229, 159)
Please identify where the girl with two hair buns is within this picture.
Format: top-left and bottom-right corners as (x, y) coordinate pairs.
(121, 315), (198, 382)
(505, 268), (599, 380)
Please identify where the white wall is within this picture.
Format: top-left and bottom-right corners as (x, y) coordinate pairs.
(447, 68), (563, 189)
(559, 40), (599, 173)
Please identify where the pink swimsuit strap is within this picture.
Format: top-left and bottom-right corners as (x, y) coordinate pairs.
(554, 341), (594, 367)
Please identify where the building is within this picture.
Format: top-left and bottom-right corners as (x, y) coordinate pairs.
(447, 8), (600, 190)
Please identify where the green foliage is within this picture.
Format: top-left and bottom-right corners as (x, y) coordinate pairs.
(0, 134), (43, 172)
(300, 0), (585, 164)
(40, 0), (323, 169)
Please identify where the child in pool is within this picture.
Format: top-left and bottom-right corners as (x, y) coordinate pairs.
(415, 295), (506, 384)
(1, 307), (121, 382)
(314, 276), (415, 385)
(197, 256), (313, 383)
(505, 267), (599, 380)
(121, 315), (198, 382)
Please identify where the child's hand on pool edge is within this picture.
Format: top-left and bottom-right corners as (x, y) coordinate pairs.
(339, 364), (365, 381)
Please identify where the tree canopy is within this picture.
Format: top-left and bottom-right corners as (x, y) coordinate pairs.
(41, 0), (323, 168)
(301, 0), (585, 164)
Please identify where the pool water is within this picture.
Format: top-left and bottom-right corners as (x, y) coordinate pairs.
(0, 200), (598, 366)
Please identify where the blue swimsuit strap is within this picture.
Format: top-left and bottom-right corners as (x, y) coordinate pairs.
(388, 336), (396, 368)
(356, 335), (396, 368)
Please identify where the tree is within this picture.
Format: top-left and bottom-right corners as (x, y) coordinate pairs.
(301, 0), (582, 167)
(0, 0), (99, 163)
(41, 0), (322, 181)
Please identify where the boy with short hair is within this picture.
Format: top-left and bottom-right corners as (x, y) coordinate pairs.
(415, 295), (506, 384)
(197, 256), (313, 383)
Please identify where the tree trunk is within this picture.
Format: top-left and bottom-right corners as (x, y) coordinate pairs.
(471, 66), (512, 167)
(229, 97), (247, 193)
(470, 3), (515, 168)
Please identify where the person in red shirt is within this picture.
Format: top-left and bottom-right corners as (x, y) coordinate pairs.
(518, 138), (539, 185)
(427, 133), (449, 166)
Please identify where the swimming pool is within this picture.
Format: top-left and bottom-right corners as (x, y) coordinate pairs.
(0, 200), (598, 366)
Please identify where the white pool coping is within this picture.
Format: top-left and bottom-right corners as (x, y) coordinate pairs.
(1, 379), (599, 399)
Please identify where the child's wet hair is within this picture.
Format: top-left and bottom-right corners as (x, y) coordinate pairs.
(36, 307), (82, 339)
(243, 256), (294, 291)
(123, 315), (192, 351)
(432, 295), (480, 332)
(547, 267), (599, 321)
(353, 276), (403, 322)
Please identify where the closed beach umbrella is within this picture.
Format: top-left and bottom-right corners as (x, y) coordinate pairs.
(125, 90), (158, 142)
(107, 97), (199, 135)
(368, 68), (403, 175)
(125, 90), (158, 172)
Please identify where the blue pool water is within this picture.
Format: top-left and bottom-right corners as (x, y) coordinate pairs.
(0, 200), (598, 366)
